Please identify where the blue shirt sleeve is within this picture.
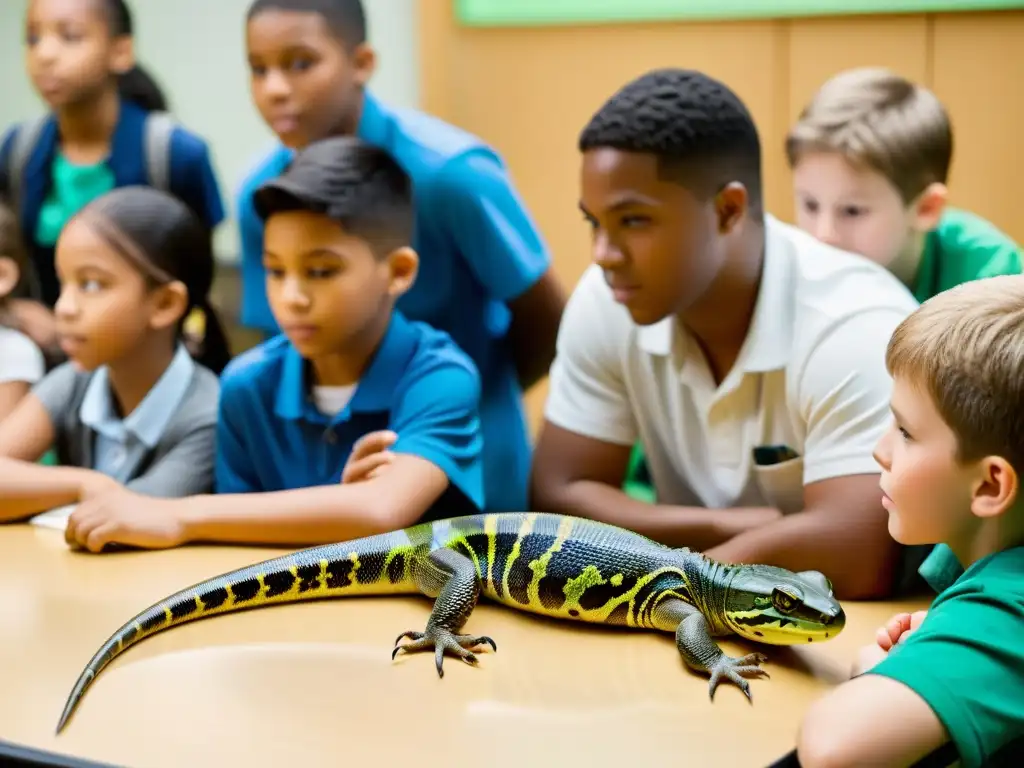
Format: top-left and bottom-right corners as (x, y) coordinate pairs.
(235, 147), (292, 333)
(431, 148), (551, 303)
(389, 353), (485, 510)
(168, 128), (225, 230)
(213, 370), (264, 494)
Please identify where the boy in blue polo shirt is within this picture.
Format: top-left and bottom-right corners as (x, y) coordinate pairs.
(58, 137), (485, 551)
(235, 0), (565, 513)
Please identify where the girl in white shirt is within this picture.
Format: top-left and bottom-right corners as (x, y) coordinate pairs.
(0, 202), (46, 422)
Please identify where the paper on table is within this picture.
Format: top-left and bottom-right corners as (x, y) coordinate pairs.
(28, 504), (75, 531)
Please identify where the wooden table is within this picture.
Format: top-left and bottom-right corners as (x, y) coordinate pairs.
(0, 526), (930, 768)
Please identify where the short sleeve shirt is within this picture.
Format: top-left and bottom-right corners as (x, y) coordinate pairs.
(544, 215), (919, 512)
(0, 326), (45, 385)
(870, 547), (1024, 768)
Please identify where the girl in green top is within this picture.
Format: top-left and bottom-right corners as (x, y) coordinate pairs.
(0, 0), (225, 353)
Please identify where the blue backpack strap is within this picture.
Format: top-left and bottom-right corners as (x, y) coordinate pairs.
(4, 115), (49, 302)
(143, 111), (177, 192)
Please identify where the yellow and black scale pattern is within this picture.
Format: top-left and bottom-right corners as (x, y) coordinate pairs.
(56, 512), (845, 732)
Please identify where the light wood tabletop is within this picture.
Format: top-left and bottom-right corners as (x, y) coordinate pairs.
(0, 525), (930, 768)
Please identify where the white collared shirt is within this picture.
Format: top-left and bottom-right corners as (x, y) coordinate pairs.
(0, 327), (45, 385)
(79, 344), (196, 481)
(544, 215), (919, 513)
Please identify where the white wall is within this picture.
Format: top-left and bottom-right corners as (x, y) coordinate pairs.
(0, 0), (420, 263)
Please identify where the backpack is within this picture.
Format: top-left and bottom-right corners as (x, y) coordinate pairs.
(3, 111), (178, 303)
(5, 110), (178, 223)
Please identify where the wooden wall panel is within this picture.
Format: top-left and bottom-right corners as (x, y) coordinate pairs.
(782, 15), (931, 222)
(418, 4), (1024, 433)
(930, 12), (1024, 245)
(443, 20), (787, 289)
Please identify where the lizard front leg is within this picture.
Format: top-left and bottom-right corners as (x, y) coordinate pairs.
(392, 547), (497, 676)
(652, 598), (769, 701)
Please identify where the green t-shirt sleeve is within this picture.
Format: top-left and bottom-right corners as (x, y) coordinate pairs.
(918, 208), (1023, 300)
(869, 586), (1024, 768)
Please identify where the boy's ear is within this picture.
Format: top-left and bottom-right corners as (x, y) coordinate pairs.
(384, 246), (418, 298)
(149, 280), (190, 332)
(910, 182), (948, 233)
(350, 43), (377, 88)
(0, 256), (20, 299)
(970, 455), (1018, 520)
(714, 182), (748, 234)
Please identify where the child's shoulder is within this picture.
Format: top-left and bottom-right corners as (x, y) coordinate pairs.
(401, 318), (480, 385)
(235, 143), (294, 203)
(382, 102), (488, 163)
(931, 207), (1022, 273)
(165, 120), (213, 161)
(769, 214), (919, 320)
(369, 95), (506, 189)
(220, 335), (292, 393)
(176, 361), (221, 423)
(941, 546), (1024, 599)
(0, 326), (46, 384)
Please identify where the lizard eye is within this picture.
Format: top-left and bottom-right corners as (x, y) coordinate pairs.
(771, 586), (800, 613)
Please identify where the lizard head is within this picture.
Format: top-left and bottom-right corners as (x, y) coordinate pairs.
(721, 566), (845, 645)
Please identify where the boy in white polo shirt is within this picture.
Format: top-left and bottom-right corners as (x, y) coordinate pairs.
(531, 68), (919, 599)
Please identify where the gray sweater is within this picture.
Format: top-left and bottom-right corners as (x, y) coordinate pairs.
(32, 360), (220, 497)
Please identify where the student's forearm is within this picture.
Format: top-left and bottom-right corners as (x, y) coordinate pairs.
(0, 458), (99, 521)
(507, 271), (565, 391)
(705, 509), (901, 600)
(544, 480), (780, 550)
(178, 483), (409, 547)
(508, 316), (557, 391)
(510, 338), (555, 391)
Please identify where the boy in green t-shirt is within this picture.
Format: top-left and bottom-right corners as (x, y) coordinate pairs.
(796, 276), (1024, 768)
(786, 67), (1022, 302)
(785, 66), (1023, 593)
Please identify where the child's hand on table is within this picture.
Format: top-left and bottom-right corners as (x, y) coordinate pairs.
(851, 609), (929, 677)
(876, 610), (928, 650)
(341, 430), (398, 483)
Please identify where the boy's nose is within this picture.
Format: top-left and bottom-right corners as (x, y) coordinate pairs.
(262, 70), (292, 101)
(814, 219), (842, 247)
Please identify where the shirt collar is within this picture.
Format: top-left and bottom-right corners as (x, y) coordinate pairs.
(79, 343), (196, 447)
(637, 214), (794, 373)
(274, 310), (419, 423)
(355, 90), (393, 148)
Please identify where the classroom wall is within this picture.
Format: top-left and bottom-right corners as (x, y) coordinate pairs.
(418, 2), (1024, 432)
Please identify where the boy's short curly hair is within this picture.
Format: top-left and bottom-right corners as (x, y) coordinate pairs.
(253, 136), (413, 257)
(579, 68), (764, 215)
(786, 67), (952, 204)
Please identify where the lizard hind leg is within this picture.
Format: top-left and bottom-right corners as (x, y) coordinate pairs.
(392, 547), (497, 677)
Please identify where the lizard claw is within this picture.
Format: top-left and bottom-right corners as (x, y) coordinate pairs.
(708, 652), (770, 702)
(391, 627), (497, 676)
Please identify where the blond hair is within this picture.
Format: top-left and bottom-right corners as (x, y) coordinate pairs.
(886, 275), (1024, 474)
(786, 67), (952, 204)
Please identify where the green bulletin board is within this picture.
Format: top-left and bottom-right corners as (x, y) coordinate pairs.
(456, 0), (1024, 26)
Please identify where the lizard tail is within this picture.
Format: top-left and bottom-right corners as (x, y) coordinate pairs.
(57, 531), (421, 733)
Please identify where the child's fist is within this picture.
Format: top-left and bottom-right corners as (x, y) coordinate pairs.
(341, 430), (398, 484)
(875, 610), (928, 651)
